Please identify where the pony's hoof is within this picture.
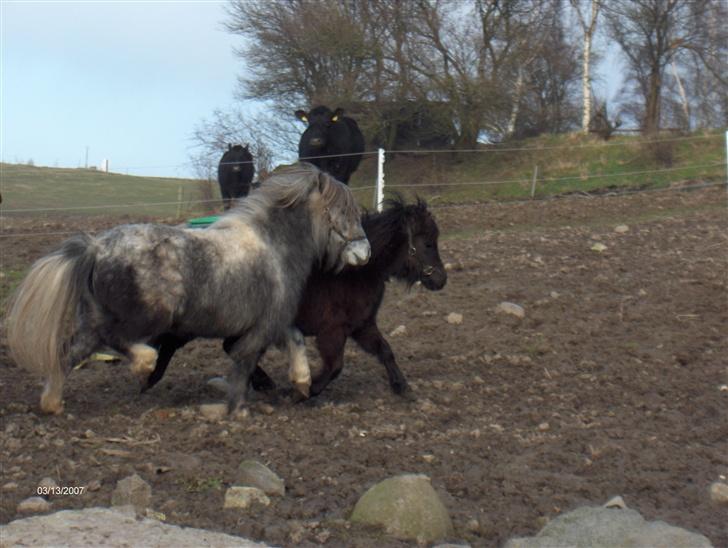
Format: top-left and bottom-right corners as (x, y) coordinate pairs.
(40, 398), (64, 415)
(251, 376), (276, 392)
(293, 381), (310, 399)
(391, 380), (410, 395)
(398, 389), (417, 402)
(231, 407), (251, 420)
(289, 390), (309, 404)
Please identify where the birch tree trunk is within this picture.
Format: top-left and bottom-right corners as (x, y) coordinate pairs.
(507, 69), (525, 136)
(571, 0), (601, 134)
(670, 60), (690, 129)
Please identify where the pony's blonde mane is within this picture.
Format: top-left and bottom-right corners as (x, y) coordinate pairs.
(212, 162), (359, 230)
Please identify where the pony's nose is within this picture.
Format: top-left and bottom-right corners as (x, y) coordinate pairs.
(342, 238), (370, 266)
(309, 137), (324, 147)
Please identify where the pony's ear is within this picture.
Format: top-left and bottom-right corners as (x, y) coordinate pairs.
(331, 108), (344, 122)
(295, 110), (308, 123)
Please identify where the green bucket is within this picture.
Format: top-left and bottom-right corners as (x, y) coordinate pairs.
(187, 215), (220, 229)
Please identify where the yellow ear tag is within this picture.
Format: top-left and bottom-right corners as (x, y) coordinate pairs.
(332, 115), (339, 122)
(302, 116), (308, 123)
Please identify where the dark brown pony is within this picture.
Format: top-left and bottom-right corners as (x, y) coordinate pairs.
(145, 196), (446, 399)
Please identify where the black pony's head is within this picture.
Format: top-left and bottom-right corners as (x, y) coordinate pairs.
(365, 195), (447, 291)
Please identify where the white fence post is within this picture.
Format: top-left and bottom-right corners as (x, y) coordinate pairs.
(375, 148), (385, 212)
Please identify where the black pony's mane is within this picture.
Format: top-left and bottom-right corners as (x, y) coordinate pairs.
(359, 194), (432, 280)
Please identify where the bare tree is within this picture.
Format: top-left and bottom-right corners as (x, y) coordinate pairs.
(604, 0), (723, 134)
(225, 0), (376, 111)
(189, 108), (276, 181)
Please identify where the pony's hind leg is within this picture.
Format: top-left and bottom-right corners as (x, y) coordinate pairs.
(128, 344), (159, 385)
(143, 334), (190, 392)
(223, 337), (264, 415)
(286, 328), (311, 398)
(42, 331), (101, 415)
(309, 331), (347, 397)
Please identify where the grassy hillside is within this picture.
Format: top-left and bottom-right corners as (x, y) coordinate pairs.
(0, 164), (218, 219)
(1, 130), (724, 219)
(349, 129), (725, 207)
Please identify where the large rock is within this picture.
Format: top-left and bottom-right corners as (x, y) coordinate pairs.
(0, 507), (268, 547)
(504, 505), (712, 548)
(350, 473), (453, 543)
(237, 460), (285, 496)
(111, 474), (151, 511)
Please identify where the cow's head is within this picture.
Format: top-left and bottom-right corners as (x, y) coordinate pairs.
(295, 106), (344, 154)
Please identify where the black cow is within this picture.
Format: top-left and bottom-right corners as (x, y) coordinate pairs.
(218, 144), (255, 209)
(295, 106), (365, 184)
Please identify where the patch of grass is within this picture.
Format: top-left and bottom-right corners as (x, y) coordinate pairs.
(180, 477), (224, 493)
(1, 163), (219, 218)
(0, 269), (26, 308)
(1, 130), (722, 219)
(349, 130), (725, 205)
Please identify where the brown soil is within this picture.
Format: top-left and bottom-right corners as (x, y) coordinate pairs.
(1, 187), (726, 547)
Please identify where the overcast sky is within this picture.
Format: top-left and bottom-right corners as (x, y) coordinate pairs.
(2, 1), (624, 180)
(2, 0), (245, 178)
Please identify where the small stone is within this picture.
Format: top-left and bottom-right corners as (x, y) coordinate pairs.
(6, 438), (22, 451)
(87, 480), (101, 492)
(389, 325), (407, 337)
(466, 518), (480, 532)
(223, 486), (271, 509)
(17, 497), (51, 514)
(496, 302), (525, 319)
(199, 403), (228, 421)
(206, 377), (230, 394)
(111, 474), (151, 511)
(590, 242), (607, 252)
(538, 422), (550, 432)
(446, 313), (463, 325)
(550, 291), (560, 299)
(145, 509), (166, 521)
(237, 460), (285, 496)
(315, 529), (331, 543)
(422, 454), (436, 464)
(709, 482), (728, 504)
(604, 495), (627, 509)
(2, 482), (18, 491)
(614, 224), (629, 233)
(38, 477), (58, 492)
(256, 403), (275, 415)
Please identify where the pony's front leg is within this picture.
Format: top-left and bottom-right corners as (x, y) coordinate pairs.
(286, 328), (311, 398)
(352, 322), (409, 395)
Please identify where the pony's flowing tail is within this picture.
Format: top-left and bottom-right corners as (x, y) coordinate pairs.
(5, 234), (97, 414)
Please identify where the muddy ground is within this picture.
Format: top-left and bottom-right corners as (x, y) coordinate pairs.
(1, 187), (726, 547)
